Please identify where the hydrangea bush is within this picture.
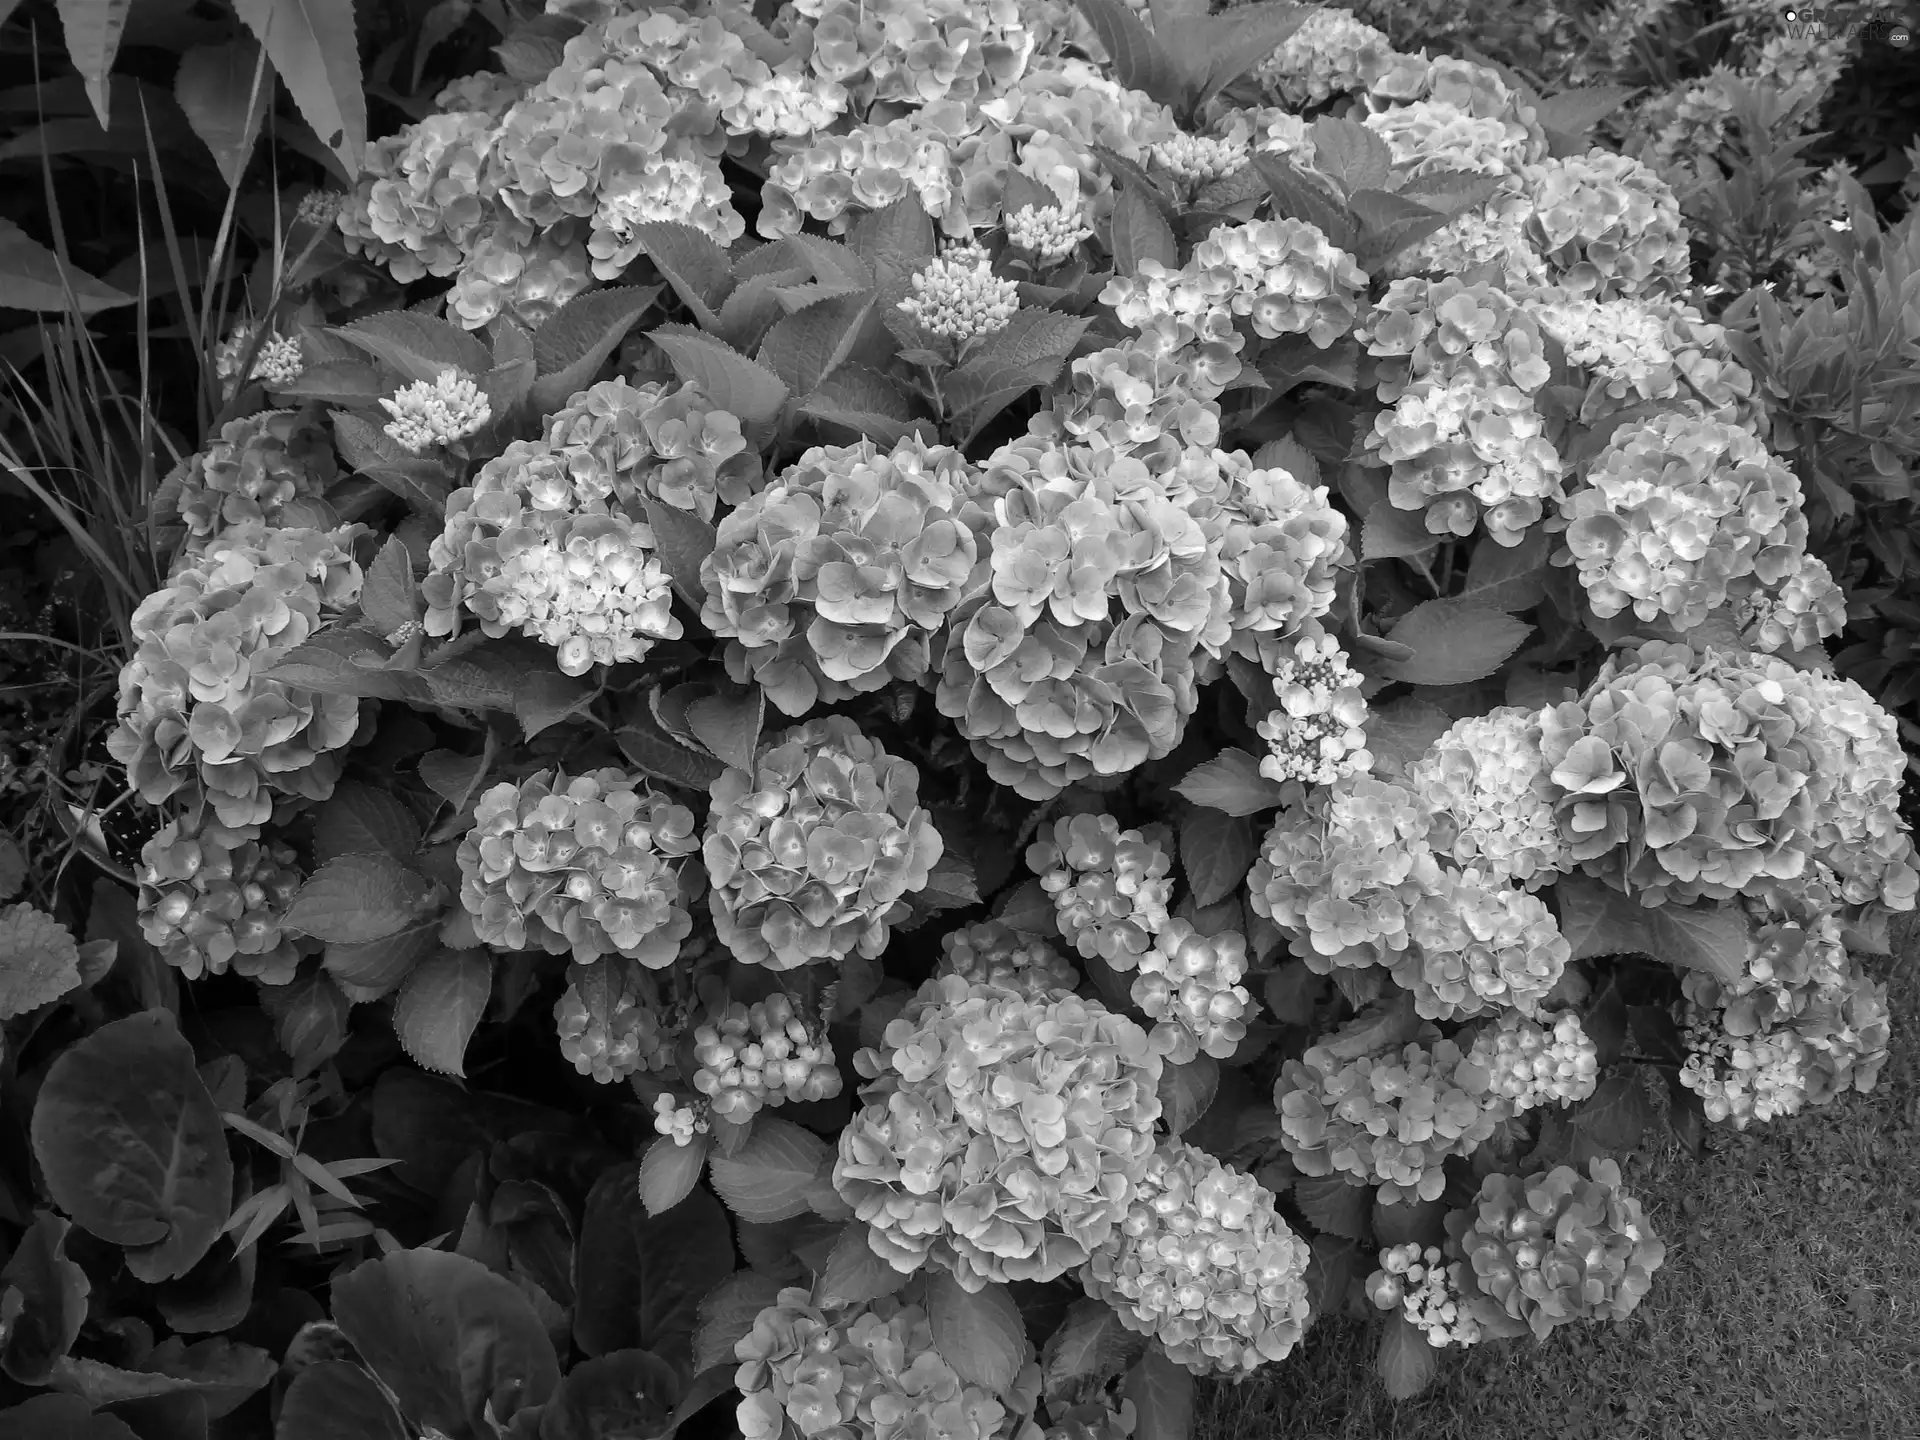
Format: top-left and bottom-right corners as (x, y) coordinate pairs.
(65, 3), (1919, 1436)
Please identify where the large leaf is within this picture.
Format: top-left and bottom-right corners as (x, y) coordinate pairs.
(528, 285), (662, 413)
(1556, 877), (1748, 984)
(276, 1360), (408, 1440)
(1571, 1072), (1658, 1152)
(1040, 1299), (1144, 1410)
(636, 1134), (710, 1217)
(1196, 3), (1312, 108)
(332, 1250), (560, 1440)
(392, 950), (491, 1077)
(799, 365), (930, 447)
(1109, 184), (1179, 277)
(649, 325), (788, 428)
(0, 1212), (90, 1386)
(1361, 503), (1440, 561)
(0, 903), (81, 1018)
(1122, 1345), (1194, 1440)
(174, 39), (271, 189)
(30, 1011), (232, 1281)
(1158, 1055), (1219, 1135)
(634, 223), (734, 329)
(694, 1272), (786, 1374)
(1250, 155), (1357, 252)
(1308, 118), (1393, 196)
(641, 493), (719, 612)
(312, 783), (422, 866)
(572, 1163), (734, 1369)
(1376, 600), (1531, 685)
(52, 1336), (275, 1417)
(260, 969), (351, 1076)
(539, 1351), (679, 1440)
(928, 1270), (1028, 1393)
(812, 1223), (908, 1311)
(1293, 1175), (1371, 1240)
(231, 0), (366, 176)
(1375, 1312), (1438, 1398)
(708, 1116), (832, 1223)
(758, 291), (872, 396)
(1072, 0), (1181, 106)
(0, 1395), (139, 1440)
(1178, 811), (1252, 907)
(56, 0), (133, 126)
(282, 855), (440, 945)
(0, 218), (134, 314)
(1458, 526), (1550, 611)
(685, 684), (763, 773)
(330, 410), (453, 515)
(1173, 748), (1287, 816)
(335, 311), (491, 386)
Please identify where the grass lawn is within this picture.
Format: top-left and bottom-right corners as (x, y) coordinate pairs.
(1200, 920), (1920, 1440)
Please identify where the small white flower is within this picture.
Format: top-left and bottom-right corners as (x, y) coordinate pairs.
(380, 368), (492, 453)
(898, 251), (1021, 341)
(1257, 631), (1371, 785)
(1006, 203), (1091, 264)
(1150, 131), (1250, 186)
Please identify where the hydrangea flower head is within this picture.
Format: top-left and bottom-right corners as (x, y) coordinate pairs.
(172, 410), (339, 543)
(1393, 869), (1570, 1021)
(1367, 1243), (1483, 1348)
(138, 806), (303, 982)
(899, 248), (1022, 340)
(1081, 1142), (1311, 1376)
(1410, 706), (1572, 886)
(1257, 631), (1371, 785)
(703, 716), (944, 969)
(1468, 1010), (1599, 1113)
(555, 959), (676, 1082)
(380, 367), (492, 452)
(458, 767), (700, 965)
(1256, 7), (1394, 108)
(935, 920), (1080, 997)
(834, 975), (1163, 1289)
(1128, 920), (1252, 1062)
(1026, 813), (1173, 965)
(693, 991), (843, 1119)
(1522, 150), (1690, 300)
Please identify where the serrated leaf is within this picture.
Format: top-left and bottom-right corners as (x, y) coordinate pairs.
(528, 283), (659, 399)
(359, 536), (418, 637)
(1250, 155), (1357, 252)
(1363, 697), (1453, 778)
(1308, 118), (1393, 196)
(927, 1270), (1028, 1393)
(758, 291), (872, 397)
(0, 903), (81, 1019)
(1571, 1072), (1656, 1153)
(1302, 1233), (1355, 1328)
(1040, 1299), (1144, 1410)
(1110, 184), (1179, 277)
(231, 0), (366, 176)
(329, 410), (452, 515)
(273, 359), (386, 404)
(1458, 526), (1550, 611)
(1122, 1345), (1194, 1440)
(945, 354), (1061, 447)
(1294, 1175), (1372, 1239)
(0, 217), (134, 315)
(1378, 600), (1530, 685)
(897, 851), (980, 932)
(1260, 333), (1361, 395)
(636, 1134), (710, 1217)
(1556, 877), (1748, 983)
(325, 922), (437, 1002)
(392, 951), (490, 1078)
(848, 196), (937, 293)
(1376, 1312), (1438, 1398)
(685, 685), (763, 773)
(1178, 810), (1252, 907)
(717, 268), (809, 354)
(256, 627), (428, 702)
(615, 720), (728, 792)
(1173, 748), (1287, 816)
(1072, 0), (1182, 106)
(650, 325), (788, 428)
(574, 1164), (733, 1369)
(813, 1223), (908, 1311)
(1361, 502), (1440, 561)
(640, 493), (718, 612)
(1158, 1055), (1219, 1135)
(282, 855), (439, 945)
(419, 750), (488, 806)
(634, 223), (733, 329)
(260, 970), (351, 1077)
(174, 39), (271, 190)
(993, 878), (1061, 937)
(1197, 3), (1312, 109)
(514, 668), (594, 741)
(56, 0), (132, 126)
(967, 310), (1091, 373)
(335, 311), (491, 386)
(707, 1117), (831, 1223)
(1533, 84), (1638, 140)
(692, 1271), (785, 1374)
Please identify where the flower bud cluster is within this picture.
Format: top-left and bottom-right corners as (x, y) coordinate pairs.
(693, 991), (843, 1119)
(1451, 1158), (1665, 1340)
(1467, 1010), (1599, 1114)
(899, 249), (1021, 340)
(137, 806), (304, 982)
(380, 368), (492, 452)
(935, 920), (1080, 998)
(654, 1092), (709, 1146)
(1408, 706), (1571, 887)
(458, 768), (700, 966)
(214, 327), (306, 394)
(703, 717), (944, 969)
(1149, 131), (1249, 188)
(1393, 870), (1571, 1021)
(172, 410), (339, 543)
(734, 1289), (1014, 1440)
(1006, 203), (1090, 263)
(1558, 411), (1826, 635)
(1274, 1023), (1502, 1203)
(1255, 8), (1395, 108)
(834, 976), (1164, 1290)
(109, 524), (366, 831)
(1027, 813), (1174, 965)
(1256, 631), (1371, 786)
(703, 435), (979, 714)
(1080, 1142), (1311, 1377)
(1127, 921), (1253, 1063)
(1367, 1244), (1483, 1348)
(555, 960), (676, 1083)
(1521, 151), (1690, 300)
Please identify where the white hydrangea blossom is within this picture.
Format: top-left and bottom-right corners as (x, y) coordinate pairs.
(1256, 631), (1371, 785)
(726, 67), (848, 137)
(899, 250), (1021, 339)
(1150, 131), (1250, 185)
(1007, 203), (1091, 262)
(380, 367), (492, 452)
(1469, 1010), (1599, 1113)
(1409, 705), (1571, 886)
(653, 1092), (708, 1146)
(1368, 1244), (1483, 1347)
(484, 520), (680, 676)
(214, 327), (306, 389)
(1680, 1019), (1808, 1128)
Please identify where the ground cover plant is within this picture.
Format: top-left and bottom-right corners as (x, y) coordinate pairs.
(0, 2), (1917, 1439)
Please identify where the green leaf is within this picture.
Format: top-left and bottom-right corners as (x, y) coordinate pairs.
(330, 410), (453, 515)
(1122, 1345), (1194, 1440)
(1571, 1072), (1657, 1152)
(1533, 85), (1639, 144)
(1302, 1233), (1355, 1327)
(0, 903), (81, 1018)
(1158, 1055), (1219, 1135)
(255, 627), (429, 702)
(969, 309), (1092, 373)
(1361, 503), (1440, 561)
(799, 365), (930, 447)
(276, 1360), (409, 1440)
(514, 668), (595, 740)
(849, 195), (938, 287)
(539, 1351), (679, 1440)
(758, 291), (872, 395)
(927, 1270), (1028, 1393)
(1173, 748), (1287, 816)
(259, 969), (351, 1077)
(573, 1163), (734, 1369)
(274, 359), (387, 405)
(641, 492), (719, 612)
(326, 922), (439, 1001)
(1363, 697), (1453, 778)
(332, 1249), (560, 1438)
(813, 1222), (908, 1311)
(282, 855), (440, 945)
(0, 1395), (139, 1440)
(0, 1212), (90, 1386)
(0, 217), (134, 314)
(1375, 1312), (1438, 1399)
(944, 353), (1061, 447)
(693, 1272), (786, 1374)
(633, 222), (734, 330)
(1349, 188), (1454, 268)
(616, 714), (729, 792)
(528, 285), (662, 414)
(1110, 184), (1179, 277)
(1294, 1175), (1371, 1240)
(358, 536), (419, 638)
(649, 325), (788, 428)
(52, 1337), (275, 1417)
(313, 782), (423, 867)
(174, 40), (271, 190)
(1196, 3), (1312, 109)
(231, 0), (366, 176)
(1308, 118), (1393, 196)
(708, 1116), (832, 1223)
(1458, 526), (1550, 611)
(1556, 876), (1749, 983)
(685, 684), (763, 773)
(30, 1011), (232, 1281)
(335, 311), (491, 386)
(55, 0), (132, 126)
(1259, 333), (1361, 395)
(636, 1135), (710, 1218)
(1040, 1298), (1145, 1410)
(1072, 0), (1182, 107)
(1179, 810), (1252, 907)
(1249, 155), (1357, 252)
(392, 951), (490, 1078)
(896, 851), (980, 932)
(1377, 600), (1531, 685)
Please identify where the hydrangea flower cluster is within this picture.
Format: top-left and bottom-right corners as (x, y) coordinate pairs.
(555, 960), (676, 1082)
(1523, 291), (1763, 429)
(137, 809), (303, 982)
(1450, 1159), (1665, 1340)
(1149, 130), (1249, 188)
(1521, 151), (1691, 301)
(702, 436), (979, 714)
(794, 0), (1035, 112)
(109, 523), (367, 831)
(1204, 453), (1353, 660)
(758, 109), (986, 240)
(654, 1092), (709, 1146)
(380, 368), (492, 452)
(703, 717), (943, 969)
(1392, 870), (1571, 1021)
(1126, 920), (1253, 1063)
(1366, 1244), (1483, 1348)
(1255, 631), (1371, 786)
(1366, 101), (1537, 179)
(1557, 411), (1828, 635)
(1255, 7), (1393, 108)
(1468, 1010), (1599, 1114)
(1537, 642), (1920, 912)
(934, 920), (1079, 998)
(834, 976), (1163, 1290)
(1678, 1002), (1811, 1128)
(1357, 277), (1561, 543)
(1079, 1142), (1311, 1377)
(734, 1289), (1015, 1440)
(1274, 1022), (1502, 1203)
(1026, 814), (1173, 966)
(459, 768), (699, 966)
(693, 991), (843, 1119)
(1409, 706), (1571, 887)
(1006, 203), (1090, 263)
(171, 410), (339, 543)
(899, 249), (1022, 340)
